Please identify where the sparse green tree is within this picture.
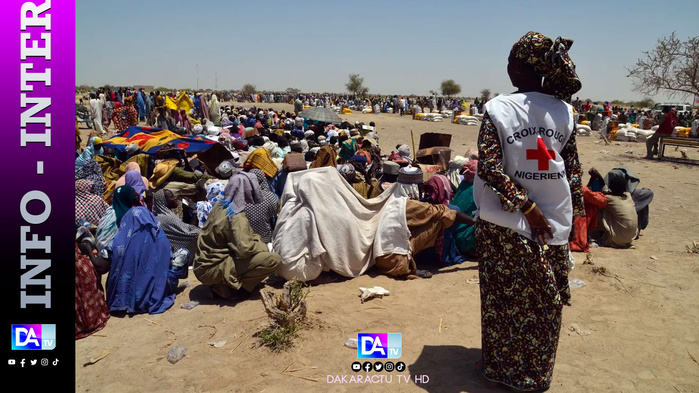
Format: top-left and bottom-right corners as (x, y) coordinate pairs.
(346, 74), (369, 97)
(242, 84), (257, 95)
(440, 79), (461, 97)
(635, 98), (655, 108)
(480, 89), (491, 102)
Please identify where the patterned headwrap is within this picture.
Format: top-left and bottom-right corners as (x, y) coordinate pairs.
(463, 160), (478, 184)
(244, 147), (278, 178)
(510, 31), (581, 99)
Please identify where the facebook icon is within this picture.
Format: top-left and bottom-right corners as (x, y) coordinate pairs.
(357, 333), (402, 359)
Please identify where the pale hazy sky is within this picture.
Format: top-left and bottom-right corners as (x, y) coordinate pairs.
(76, 0), (699, 103)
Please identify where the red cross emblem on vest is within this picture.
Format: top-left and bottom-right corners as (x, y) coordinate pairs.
(526, 137), (556, 171)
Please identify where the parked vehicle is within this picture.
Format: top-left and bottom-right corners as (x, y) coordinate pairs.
(652, 102), (692, 117)
(76, 104), (93, 129)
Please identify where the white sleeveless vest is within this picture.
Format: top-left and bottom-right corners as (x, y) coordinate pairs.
(473, 92), (574, 245)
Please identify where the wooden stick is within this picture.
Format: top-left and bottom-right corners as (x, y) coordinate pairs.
(361, 307), (388, 311)
(288, 366), (318, 373)
(623, 276), (666, 288)
(438, 315), (444, 334)
(144, 318), (161, 326)
(230, 329), (251, 354)
(282, 374), (319, 382)
(411, 130), (417, 160)
(688, 348), (699, 367)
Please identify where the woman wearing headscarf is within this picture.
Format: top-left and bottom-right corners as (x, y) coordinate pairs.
(446, 155), (469, 190)
(473, 32), (584, 392)
(349, 154), (383, 199)
(95, 206), (118, 255)
(396, 144), (413, 165)
(178, 109), (193, 134)
(196, 181), (226, 228)
(193, 175), (281, 300)
(244, 146), (280, 194)
(137, 91), (147, 122)
(445, 160), (479, 258)
(76, 159), (105, 197)
(422, 174), (453, 206)
(75, 240), (109, 339)
(75, 136), (104, 174)
(112, 97), (138, 132)
(122, 170), (148, 201)
(75, 179), (108, 227)
(106, 187), (184, 315)
(102, 95), (114, 132)
(199, 94), (210, 121)
(338, 136), (359, 162)
(244, 169), (279, 243)
(152, 189), (200, 269)
(115, 162), (149, 190)
(209, 94), (221, 124)
(112, 185), (141, 227)
(309, 145), (338, 169)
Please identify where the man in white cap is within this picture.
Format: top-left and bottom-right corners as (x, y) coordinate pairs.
(215, 161), (234, 179)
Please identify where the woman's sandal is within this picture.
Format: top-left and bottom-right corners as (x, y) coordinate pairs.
(474, 360), (501, 389)
(416, 269), (433, 279)
(475, 360), (550, 392)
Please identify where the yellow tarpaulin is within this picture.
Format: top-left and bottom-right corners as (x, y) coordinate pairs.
(107, 129), (188, 152)
(165, 92), (194, 111)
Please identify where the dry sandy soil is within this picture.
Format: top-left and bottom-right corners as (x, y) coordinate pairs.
(76, 101), (699, 393)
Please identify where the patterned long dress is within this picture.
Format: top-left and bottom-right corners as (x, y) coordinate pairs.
(75, 244), (109, 339)
(476, 112), (584, 391)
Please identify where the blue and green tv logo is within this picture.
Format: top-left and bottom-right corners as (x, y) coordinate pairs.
(11, 324), (56, 350)
(357, 333), (401, 359)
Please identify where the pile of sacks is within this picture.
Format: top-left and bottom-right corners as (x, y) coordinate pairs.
(576, 123), (592, 136)
(675, 126), (691, 138)
(613, 123), (656, 142)
(415, 112), (443, 122)
(361, 106), (373, 114)
(452, 115), (480, 126)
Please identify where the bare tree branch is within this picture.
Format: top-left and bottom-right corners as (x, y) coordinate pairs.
(626, 32), (699, 99)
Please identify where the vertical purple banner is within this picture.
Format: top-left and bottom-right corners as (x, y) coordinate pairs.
(0, 0), (75, 386)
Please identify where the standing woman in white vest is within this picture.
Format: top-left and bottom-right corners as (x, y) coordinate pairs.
(473, 31), (584, 392)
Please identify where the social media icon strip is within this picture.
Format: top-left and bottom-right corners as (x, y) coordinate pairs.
(362, 361), (373, 373)
(384, 361), (395, 372)
(373, 361), (383, 372)
(357, 333), (402, 359)
(11, 324), (56, 350)
(351, 361), (361, 372)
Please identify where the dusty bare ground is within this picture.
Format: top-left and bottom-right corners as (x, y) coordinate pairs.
(76, 101), (699, 393)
